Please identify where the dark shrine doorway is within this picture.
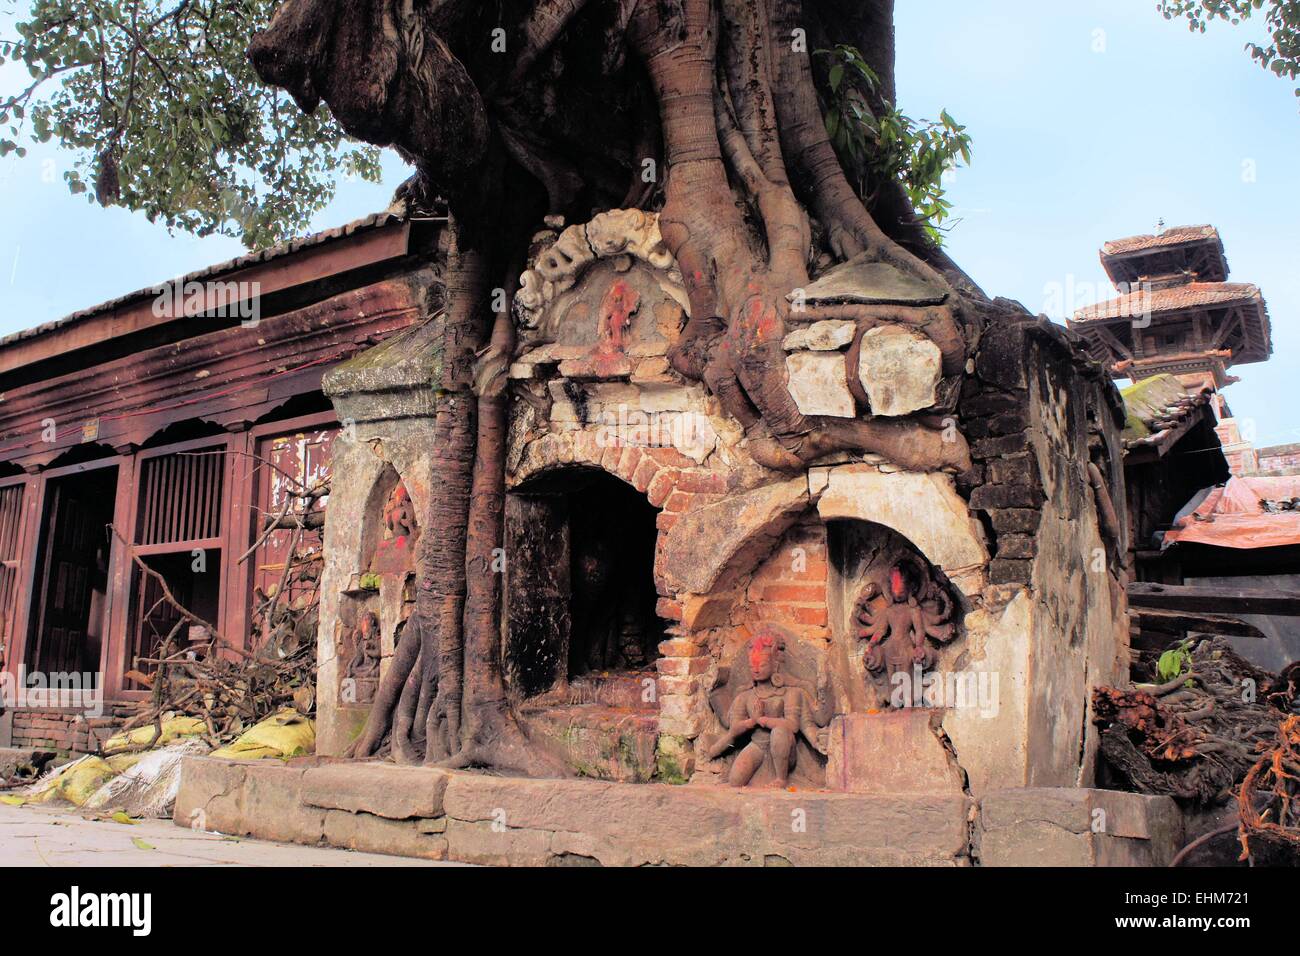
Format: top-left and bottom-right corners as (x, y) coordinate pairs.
(505, 467), (664, 700)
(26, 466), (119, 684)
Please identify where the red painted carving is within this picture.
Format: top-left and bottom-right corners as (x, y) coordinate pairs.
(855, 556), (957, 696)
(372, 480), (420, 574)
(704, 624), (832, 788)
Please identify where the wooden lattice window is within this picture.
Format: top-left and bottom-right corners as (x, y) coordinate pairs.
(136, 447), (225, 547)
(0, 482), (25, 652)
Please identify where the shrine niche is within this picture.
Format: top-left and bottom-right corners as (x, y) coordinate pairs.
(502, 466), (665, 783)
(827, 519), (965, 712)
(704, 624), (834, 789)
(503, 467), (665, 697)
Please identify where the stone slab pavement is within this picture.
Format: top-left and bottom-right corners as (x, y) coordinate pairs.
(0, 803), (470, 867)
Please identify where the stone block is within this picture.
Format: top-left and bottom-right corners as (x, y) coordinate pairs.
(782, 320), (856, 351)
(825, 711), (965, 796)
(0, 746), (55, 778)
(322, 809), (449, 860)
(816, 466), (987, 580)
(979, 788), (1184, 867)
(857, 325), (942, 416)
(301, 762), (449, 819)
(786, 352), (855, 418)
(660, 478), (808, 595)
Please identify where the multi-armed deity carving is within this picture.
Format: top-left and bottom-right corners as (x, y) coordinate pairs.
(705, 625), (833, 788)
(853, 556), (958, 703)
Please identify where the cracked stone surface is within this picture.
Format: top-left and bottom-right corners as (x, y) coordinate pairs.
(0, 803), (466, 867)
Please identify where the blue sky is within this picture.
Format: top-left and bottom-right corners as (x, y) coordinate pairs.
(1, 2), (1297, 443)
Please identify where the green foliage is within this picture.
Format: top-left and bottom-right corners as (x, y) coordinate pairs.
(1158, 0), (1300, 102)
(1157, 639), (1196, 683)
(816, 44), (972, 247)
(0, 0), (382, 248)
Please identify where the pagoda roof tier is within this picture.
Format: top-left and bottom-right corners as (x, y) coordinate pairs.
(1068, 279), (1271, 381)
(1100, 224), (1228, 286)
(1070, 281), (1263, 324)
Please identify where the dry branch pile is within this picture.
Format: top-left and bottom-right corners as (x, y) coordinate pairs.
(104, 462), (326, 755)
(1093, 637), (1300, 865)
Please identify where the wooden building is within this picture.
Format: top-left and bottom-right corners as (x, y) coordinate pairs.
(0, 213), (442, 750)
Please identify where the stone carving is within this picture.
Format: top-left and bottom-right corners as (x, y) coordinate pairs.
(854, 556), (958, 701)
(338, 609), (381, 704)
(515, 209), (686, 334)
(371, 480), (420, 574)
(705, 624), (833, 788)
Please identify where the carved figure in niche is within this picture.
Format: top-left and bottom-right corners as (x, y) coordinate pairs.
(705, 625), (832, 788)
(372, 480), (420, 575)
(855, 556), (957, 700)
(339, 610), (381, 704)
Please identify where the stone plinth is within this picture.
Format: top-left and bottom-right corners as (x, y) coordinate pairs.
(175, 757), (972, 866)
(825, 711), (965, 796)
(174, 758), (1184, 867)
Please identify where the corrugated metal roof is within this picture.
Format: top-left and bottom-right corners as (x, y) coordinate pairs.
(0, 211), (406, 350)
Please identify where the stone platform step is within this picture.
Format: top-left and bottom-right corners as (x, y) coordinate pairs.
(535, 670), (658, 711)
(174, 758), (1186, 867)
(174, 756), (976, 866)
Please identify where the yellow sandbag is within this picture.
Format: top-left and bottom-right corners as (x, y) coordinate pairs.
(104, 716), (206, 752)
(32, 756), (118, 806)
(210, 709), (315, 760)
(105, 753), (144, 774)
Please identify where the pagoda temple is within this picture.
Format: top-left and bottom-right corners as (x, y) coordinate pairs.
(1068, 224), (1271, 391)
(1068, 224), (1273, 474)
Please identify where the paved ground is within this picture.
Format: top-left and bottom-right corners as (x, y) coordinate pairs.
(0, 803), (465, 867)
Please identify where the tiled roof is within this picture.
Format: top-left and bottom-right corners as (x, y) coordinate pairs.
(1101, 225), (1219, 258)
(1120, 373), (1214, 451)
(1072, 282), (1262, 324)
(0, 211), (407, 350)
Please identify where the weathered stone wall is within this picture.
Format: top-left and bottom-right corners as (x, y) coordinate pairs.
(316, 293), (443, 757)
(315, 210), (1130, 801)
(5, 703), (133, 754)
(941, 318), (1129, 794)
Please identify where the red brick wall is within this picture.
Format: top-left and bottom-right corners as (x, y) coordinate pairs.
(734, 518), (831, 642)
(9, 704), (133, 754)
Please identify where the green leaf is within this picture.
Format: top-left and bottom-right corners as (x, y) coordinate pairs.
(132, 837), (156, 851)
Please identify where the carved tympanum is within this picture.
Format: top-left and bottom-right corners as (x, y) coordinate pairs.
(705, 624), (832, 788)
(854, 555), (957, 702)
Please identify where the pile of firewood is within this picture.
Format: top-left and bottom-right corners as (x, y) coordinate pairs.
(107, 468), (327, 752)
(1093, 637), (1300, 865)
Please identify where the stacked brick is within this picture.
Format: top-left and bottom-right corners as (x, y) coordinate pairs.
(9, 702), (134, 754)
(958, 318), (1125, 593)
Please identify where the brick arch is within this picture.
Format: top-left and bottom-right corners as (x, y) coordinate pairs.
(508, 427), (735, 602)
